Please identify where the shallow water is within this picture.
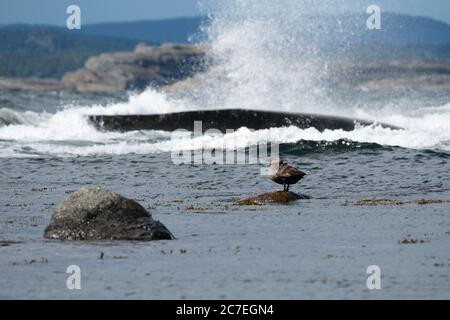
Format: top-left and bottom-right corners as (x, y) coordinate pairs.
(1, 142), (449, 299)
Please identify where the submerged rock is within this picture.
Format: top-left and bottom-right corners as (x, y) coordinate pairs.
(238, 191), (310, 205)
(43, 187), (173, 241)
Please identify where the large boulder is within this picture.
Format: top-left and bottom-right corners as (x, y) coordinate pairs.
(44, 187), (173, 241)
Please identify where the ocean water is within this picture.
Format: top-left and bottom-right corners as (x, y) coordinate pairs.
(1, 0), (450, 299)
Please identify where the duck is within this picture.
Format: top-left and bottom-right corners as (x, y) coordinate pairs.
(267, 158), (308, 192)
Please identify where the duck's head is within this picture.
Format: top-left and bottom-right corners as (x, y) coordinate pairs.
(270, 157), (283, 166)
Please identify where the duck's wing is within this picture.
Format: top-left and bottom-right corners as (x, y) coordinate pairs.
(278, 165), (308, 178)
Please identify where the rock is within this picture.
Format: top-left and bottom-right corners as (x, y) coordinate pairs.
(0, 77), (64, 91)
(62, 43), (206, 92)
(0, 43), (206, 92)
(238, 191), (310, 205)
(43, 187), (173, 241)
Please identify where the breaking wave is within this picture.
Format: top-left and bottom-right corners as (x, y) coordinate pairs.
(1, 108), (450, 157)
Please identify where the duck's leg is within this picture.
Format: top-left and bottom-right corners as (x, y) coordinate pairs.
(286, 184), (290, 192)
(283, 183), (287, 191)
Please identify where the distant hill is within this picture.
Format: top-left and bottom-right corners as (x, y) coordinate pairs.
(77, 13), (450, 50)
(74, 13), (450, 59)
(1, 14), (450, 79)
(363, 13), (450, 47)
(0, 17), (205, 79)
(263, 13), (450, 59)
(308, 13), (450, 47)
(78, 16), (206, 44)
(0, 25), (138, 78)
(318, 13), (450, 58)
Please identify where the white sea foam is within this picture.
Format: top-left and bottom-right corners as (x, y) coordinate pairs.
(1, 106), (450, 158)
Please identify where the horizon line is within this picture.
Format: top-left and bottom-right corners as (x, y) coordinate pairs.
(1, 11), (450, 28)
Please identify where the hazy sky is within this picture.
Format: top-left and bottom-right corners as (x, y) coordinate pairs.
(1, 0), (449, 25)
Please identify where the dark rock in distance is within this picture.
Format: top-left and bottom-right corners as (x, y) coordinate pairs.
(89, 109), (401, 133)
(238, 191), (310, 205)
(43, 187), (173, 241)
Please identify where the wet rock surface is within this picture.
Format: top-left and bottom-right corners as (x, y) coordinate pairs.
(238, 191), (311, 205)
(88, 109), (397, 133)
(43, 187), (173, 241)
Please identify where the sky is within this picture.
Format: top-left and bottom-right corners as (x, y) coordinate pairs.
(1, 0), (450, 25)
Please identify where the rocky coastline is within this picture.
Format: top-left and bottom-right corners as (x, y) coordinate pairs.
(1, 42), (449, 93)
(0, 43), (205, 93)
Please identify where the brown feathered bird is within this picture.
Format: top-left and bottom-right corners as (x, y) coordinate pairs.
(267, 158), (308, 192)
